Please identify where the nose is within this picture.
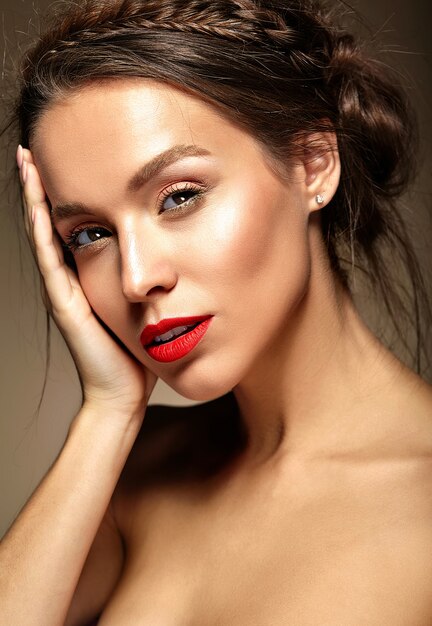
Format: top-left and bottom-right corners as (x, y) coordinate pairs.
(119, 228), (178, 302)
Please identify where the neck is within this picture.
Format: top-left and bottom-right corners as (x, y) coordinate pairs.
(232, 234), (407, 468)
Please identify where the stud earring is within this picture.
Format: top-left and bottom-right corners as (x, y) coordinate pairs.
(316, 194), (324, 205)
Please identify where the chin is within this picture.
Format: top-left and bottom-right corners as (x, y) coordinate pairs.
(160, 366), (237, 404)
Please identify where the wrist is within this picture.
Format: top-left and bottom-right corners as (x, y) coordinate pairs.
(70, 400), (146, 438)
(81, 388), (148, 420)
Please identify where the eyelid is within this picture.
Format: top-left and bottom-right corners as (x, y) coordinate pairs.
(156, 181), (205, 213)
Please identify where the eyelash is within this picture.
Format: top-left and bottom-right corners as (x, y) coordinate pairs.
(63, 182), (205, 253)
(158, 182), (203, 215)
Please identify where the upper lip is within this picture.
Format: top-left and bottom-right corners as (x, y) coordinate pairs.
(140, 315), (212, 346)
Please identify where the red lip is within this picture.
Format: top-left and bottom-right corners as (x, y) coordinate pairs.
(140, 315), (213, 363)
(140, 315), (212, 346)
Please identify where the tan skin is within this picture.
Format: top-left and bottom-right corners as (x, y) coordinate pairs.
(5, 79), (432, 625)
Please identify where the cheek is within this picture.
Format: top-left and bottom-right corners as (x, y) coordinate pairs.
(76, 256), (128, 329)
(188, 188), (309, 294)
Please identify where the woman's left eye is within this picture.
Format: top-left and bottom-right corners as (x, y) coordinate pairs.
(160, 185), (202, 213)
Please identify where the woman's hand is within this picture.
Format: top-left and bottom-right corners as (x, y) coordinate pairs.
(17, 146), (157, 419)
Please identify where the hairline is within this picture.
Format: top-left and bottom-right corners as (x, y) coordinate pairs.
(28, 75), (297, 184)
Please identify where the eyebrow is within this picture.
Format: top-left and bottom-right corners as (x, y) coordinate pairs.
(51, 144), (212, 222)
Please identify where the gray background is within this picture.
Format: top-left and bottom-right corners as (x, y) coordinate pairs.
(1, 0), (431, 537)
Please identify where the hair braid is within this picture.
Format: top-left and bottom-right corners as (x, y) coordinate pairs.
(33, 0), (301, 48)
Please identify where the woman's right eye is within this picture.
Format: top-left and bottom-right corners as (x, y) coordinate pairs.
(65, 226), (112, 252)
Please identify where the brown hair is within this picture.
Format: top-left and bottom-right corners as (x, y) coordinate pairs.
(11, 0), (431, 375)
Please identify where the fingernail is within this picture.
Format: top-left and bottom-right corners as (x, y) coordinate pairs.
(22, 160), (28, 184)
(17, 145), (23, 169)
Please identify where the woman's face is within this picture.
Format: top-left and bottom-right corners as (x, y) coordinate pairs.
(33, 80), (314, 400)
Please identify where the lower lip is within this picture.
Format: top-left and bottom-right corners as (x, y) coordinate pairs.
(144, 318), (213, 363)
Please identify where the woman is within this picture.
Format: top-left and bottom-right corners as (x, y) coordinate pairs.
(1, 0), (432, 623)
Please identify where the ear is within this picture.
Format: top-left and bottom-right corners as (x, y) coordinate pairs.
(300, 132), (341, 213)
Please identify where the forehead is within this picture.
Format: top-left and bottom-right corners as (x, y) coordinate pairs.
(33, 79), (221, 149)
(32, 81), (211, 169)
(31, 79), (269, 204)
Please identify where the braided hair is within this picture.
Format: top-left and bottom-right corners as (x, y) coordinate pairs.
(14, 0), (431, 375)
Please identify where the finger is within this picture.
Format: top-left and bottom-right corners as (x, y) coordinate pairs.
(22, 148), (35, 164)
(23, 161), (47, 211)
(23, 161), (50, 243)
(39, 231), (69, 313)
(17, 146), (35, 186)
(16, 146), (35, 167)
(16, 145), (23, 171)
(32, 204), (76, 314)
(23, 161), (70, 268)
(21, 160), (79, 310)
